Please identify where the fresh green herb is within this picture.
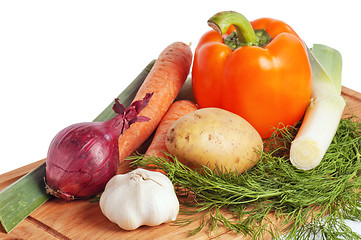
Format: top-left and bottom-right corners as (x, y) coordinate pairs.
(129, 115), (361, 239)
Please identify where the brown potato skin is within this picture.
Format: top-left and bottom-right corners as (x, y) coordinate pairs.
(165, 108), (263, 173)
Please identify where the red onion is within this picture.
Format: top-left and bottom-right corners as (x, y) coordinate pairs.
(45, 93), (153, 201)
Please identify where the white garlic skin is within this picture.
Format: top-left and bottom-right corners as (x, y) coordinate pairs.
(99, 168), (179, 230)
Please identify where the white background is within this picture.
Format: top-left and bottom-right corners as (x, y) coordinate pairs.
(0, 0), (361, 236)
(2, 0), (361, 173)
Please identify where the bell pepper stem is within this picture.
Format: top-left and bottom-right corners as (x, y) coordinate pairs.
(207, 11), (257, 46)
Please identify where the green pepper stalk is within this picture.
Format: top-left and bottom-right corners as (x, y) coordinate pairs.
(207, 11), (271, 49)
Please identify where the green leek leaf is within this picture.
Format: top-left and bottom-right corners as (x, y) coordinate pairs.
(311, 44), (342, 94)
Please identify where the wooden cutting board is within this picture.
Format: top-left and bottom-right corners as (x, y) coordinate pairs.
(1, 86), (360, 240)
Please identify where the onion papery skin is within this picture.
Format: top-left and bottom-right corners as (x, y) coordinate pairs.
(45, 120), (120, 201)
(45, 93), (152, 201)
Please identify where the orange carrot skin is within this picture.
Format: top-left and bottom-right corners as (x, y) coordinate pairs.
(145, 100), (198, 159)
(118, 42), (193, 163)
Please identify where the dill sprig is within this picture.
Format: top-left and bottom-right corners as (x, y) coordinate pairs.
(129, 115), (361, 239)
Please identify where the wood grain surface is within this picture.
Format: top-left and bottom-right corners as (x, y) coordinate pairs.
(1, 86), (360, 240)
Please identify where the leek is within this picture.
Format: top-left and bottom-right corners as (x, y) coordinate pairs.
(290, 44), (346, 170)
(0, 60), (155, 233)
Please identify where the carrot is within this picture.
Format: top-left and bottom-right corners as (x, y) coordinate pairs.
(145, 100), (198, 159)
(117, 42), (193, 164)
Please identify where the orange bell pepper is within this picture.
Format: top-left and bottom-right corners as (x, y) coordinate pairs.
(192, 11), (312, 138)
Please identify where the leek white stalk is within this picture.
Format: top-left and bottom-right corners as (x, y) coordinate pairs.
(290, 44), (346, 170)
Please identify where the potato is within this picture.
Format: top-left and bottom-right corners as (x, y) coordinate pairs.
(165, 107), (263, 173)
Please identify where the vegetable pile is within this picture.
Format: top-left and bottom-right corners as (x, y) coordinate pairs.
(1, 9), (361, 240)
(131, 115), (361, 239)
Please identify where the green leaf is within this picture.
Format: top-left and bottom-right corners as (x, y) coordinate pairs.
(307, 45), (340, 98)
(311, 44), (342, 95)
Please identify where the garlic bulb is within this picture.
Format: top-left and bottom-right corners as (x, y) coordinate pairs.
(99, 168), (179, 230)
